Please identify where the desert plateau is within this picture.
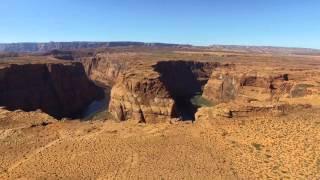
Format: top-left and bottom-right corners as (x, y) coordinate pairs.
(0, 43), (319, 179)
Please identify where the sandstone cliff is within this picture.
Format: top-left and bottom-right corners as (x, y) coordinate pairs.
(110, 60), (318, 123)
(0, 62), (104, 119)
(203, 69), (292, 104)
(82, 54), (129, 86)
(197, 64), (320, 121)
(108, 60), (220, 123)
(81, 52), (320, 123)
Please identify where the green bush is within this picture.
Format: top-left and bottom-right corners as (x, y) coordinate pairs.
(190, 95), (214, 107)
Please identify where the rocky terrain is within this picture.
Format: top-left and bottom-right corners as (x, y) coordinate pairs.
(81, 49), (320, 124)
(0, 46), (320, 179)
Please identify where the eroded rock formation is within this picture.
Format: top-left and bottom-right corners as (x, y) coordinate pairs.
(203, 69), (292, 103)
(81, 52), (319, 123)
(0, 62), (104, 119)
(202, 64), (239, 103)
(105, 59), (309, 123)
(82, 54), (129, 86)
(107, 60), (221, 123)
(197, 65), (319, 121)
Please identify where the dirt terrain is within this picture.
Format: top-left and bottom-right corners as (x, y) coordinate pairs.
(0, 107), (319, 179)
(1, 47), (320, 179)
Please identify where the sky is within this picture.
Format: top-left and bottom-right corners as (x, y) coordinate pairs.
(0, 0), (319, 48)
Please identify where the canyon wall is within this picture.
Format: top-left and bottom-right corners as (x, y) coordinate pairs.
(109, 60), (317, 123)
(82, 54), (319, 123)
(197, 65), (319, 120)
(108, 60), (219, 123)
(82, 54), (129, 86)
(0, 62), (104, 119)
(203, 69), (292, 104)
(109, 74), (173, 123)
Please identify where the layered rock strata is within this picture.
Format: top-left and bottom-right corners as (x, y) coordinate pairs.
(82, 53), (129, 86)
(108, 60), (220, 123)
(199, 65), (319, 120)
(84, 54), (319, 123)
(0, 62), (104, 119)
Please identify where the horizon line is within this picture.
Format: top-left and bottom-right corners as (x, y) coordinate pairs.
(0, 41), (319, 50)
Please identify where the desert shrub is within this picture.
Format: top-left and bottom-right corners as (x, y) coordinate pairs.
(291, 84), (314, 98)
(190, 95), (214, 107)
(252, 143), (263, 151)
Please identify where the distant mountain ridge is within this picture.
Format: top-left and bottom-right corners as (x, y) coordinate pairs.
(0, 41), (320, 55)
(0, 42), (187, 53)
(208, 45), (320, 55)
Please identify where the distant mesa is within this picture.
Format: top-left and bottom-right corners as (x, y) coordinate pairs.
(0, 41), (189, 53)
(1, 41), (320, 55)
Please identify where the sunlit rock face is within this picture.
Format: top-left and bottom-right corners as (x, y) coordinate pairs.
(85, 54), (318, 124)
(108, 60), (219, 123)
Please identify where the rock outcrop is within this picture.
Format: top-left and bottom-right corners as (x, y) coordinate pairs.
(108, 60), (219, 123)
(203, 68), (292, 104)
(197, 65), (319, 121)
(202, 64), (239, 103)
(81, 52), (319, 123)
(195, 102), (312, 123)
(109, 76), (173, 123)
(106, 59), (306, 123)
(0, 62), (104, 119)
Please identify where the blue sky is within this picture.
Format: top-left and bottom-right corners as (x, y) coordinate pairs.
(0, 0), (319, 48)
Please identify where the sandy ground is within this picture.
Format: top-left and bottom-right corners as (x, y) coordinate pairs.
(0, 107), (319, 179)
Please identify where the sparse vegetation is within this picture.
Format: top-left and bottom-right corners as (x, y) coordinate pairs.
(190, 95), (214, 107)
(291, 84), (315, 98)
(252, 143), (263, 151)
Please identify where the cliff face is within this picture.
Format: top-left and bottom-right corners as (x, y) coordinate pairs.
(203, 69), (292, 104)
(108, 60), (219, 123)
(81, 53), (319, 123)
(153, 61), (218, 120)
(109, 75), (173, 123)
(82, 54), (129, 86)
(197, 65), (320, 121)
(201, 64), (239, 103)
(153, 61), (218, 98)
(0, 62), (104, 119)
